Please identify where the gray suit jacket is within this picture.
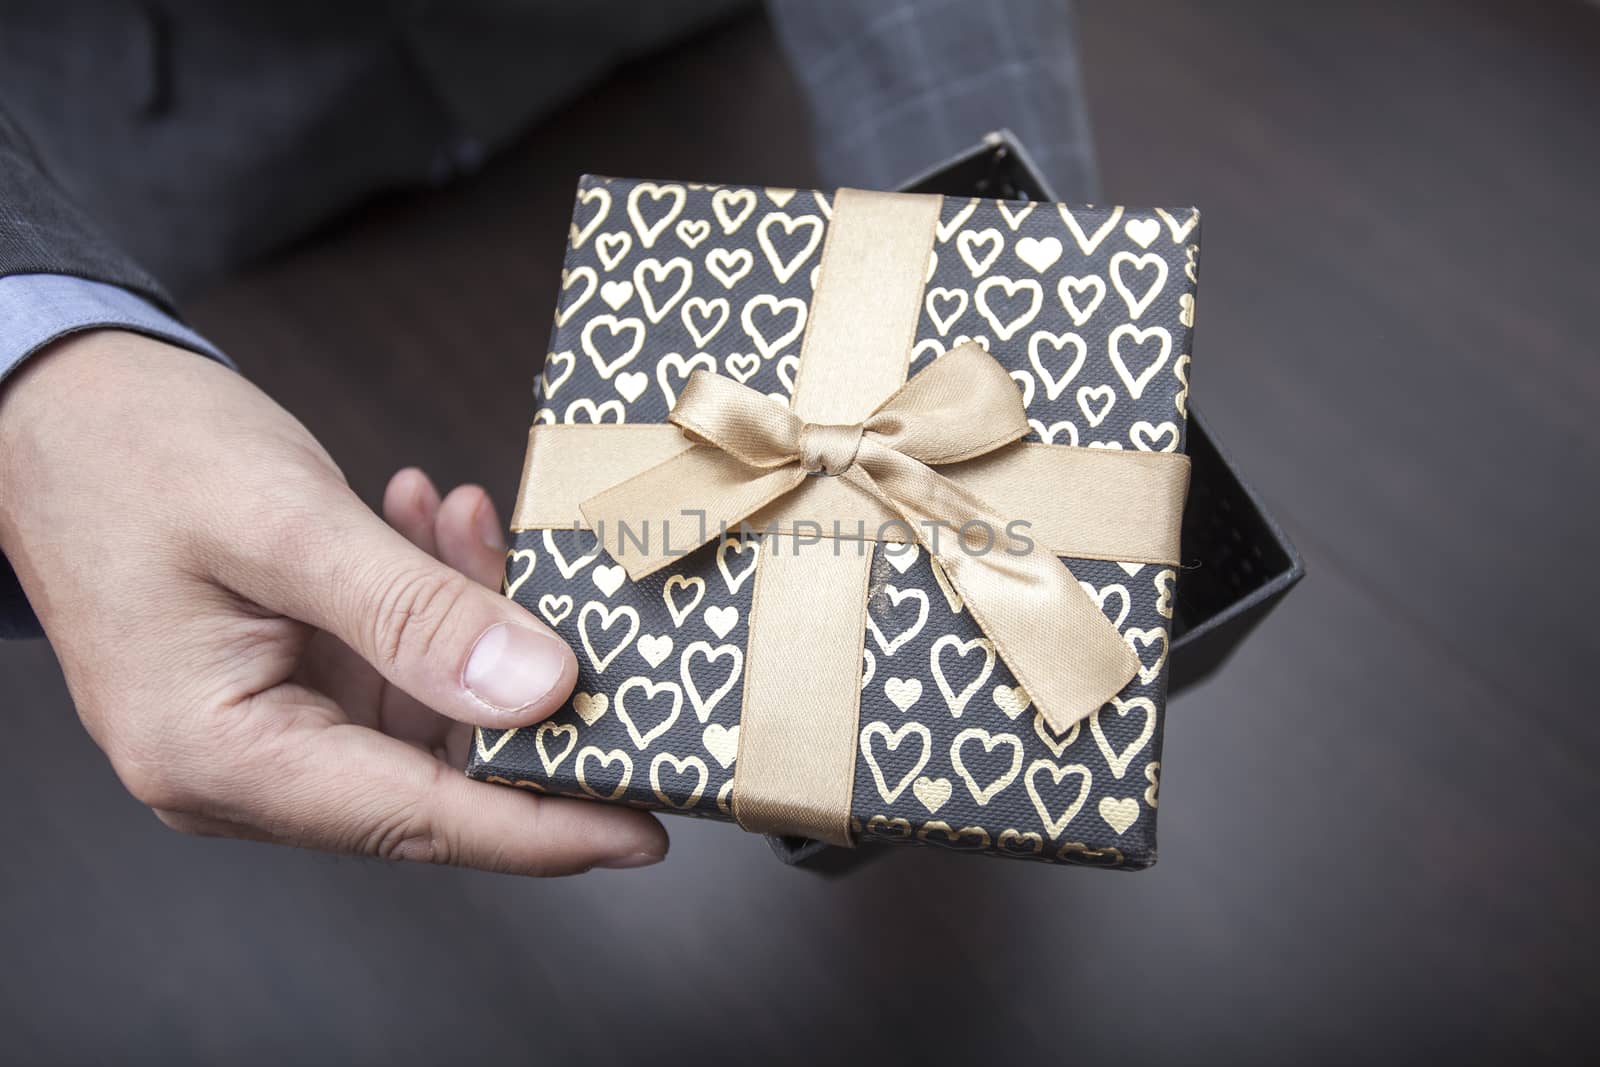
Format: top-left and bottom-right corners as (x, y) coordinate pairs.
(0, 0), (1096, 637)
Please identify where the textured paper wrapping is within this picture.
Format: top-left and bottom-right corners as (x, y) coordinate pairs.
(469, 176), (1200, 868)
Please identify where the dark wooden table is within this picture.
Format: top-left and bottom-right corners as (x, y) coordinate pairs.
(2, 3), (1595, 1061)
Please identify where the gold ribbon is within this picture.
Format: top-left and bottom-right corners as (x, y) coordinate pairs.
(517, 187), (1189, 845)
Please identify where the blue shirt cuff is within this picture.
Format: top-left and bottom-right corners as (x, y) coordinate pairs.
(0, 273), (230, 384)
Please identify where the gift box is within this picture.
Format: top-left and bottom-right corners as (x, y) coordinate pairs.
(470, 162), (1208, 868)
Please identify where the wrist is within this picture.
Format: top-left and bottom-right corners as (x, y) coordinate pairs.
(1, 332), (96, 516)
(0, 330), (205, 520)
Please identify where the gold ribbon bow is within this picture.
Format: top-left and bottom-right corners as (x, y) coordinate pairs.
(511, 186), (1189, 844)
(582, 341), (1142, 735)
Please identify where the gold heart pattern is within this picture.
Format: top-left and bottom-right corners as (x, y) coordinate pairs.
(471, 177), (1199, 868)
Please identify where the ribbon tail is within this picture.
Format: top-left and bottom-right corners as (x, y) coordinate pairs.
(581, 446), (807, 581)
(848, 447), (1140, 733)
(951, 547), (1143, 734)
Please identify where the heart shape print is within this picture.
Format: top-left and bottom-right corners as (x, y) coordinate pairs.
(716, 537), (760, 594)
(712, 188), (757, 233)
(1028, 330), (1087, 401)
(503, 548), (537, 598)
(680, 641), (743, 723)
(1098, 796), (1140, 835)
(930, 635), (996, 717)
(859, 721), (932, 804)
(1091, 696), (1156, 780)
(705, 246), (754, 288)
(581, 315), (645, 378)
(957, 227), (1003, 277)
(757, 212), (824, 284)
(866, 585), (930, 657)
(950, 727), (1024, 806)
(1056, 275), (1106, 326)
(577, 602), (640, 674)
(913, 775), (952, 814)
(1110, 251), (1168, 319)
(681, 296), (730, 347)
(1057, 204), (1123, 254)
(632, 257), (692, 324)
(649, 752), (708, 809)
(974, 275), (1042, 341)
(626, 182), (686, 248)
(1026, 759), (1093, 840)
(741, 295), (806, 360)
(614, 677), (684, 750)
(1109, 324), (1173, 400)
(535, 722), (578, 775)
(575, 747), (634, 801)
(1015, 235), (1062, 272)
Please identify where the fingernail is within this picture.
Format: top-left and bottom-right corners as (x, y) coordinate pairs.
(595, 850), (665, 870)
(474, 498), (506, 553)
(463, 623), (567, 713)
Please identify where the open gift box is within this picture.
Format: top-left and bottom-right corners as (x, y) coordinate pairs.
(470, 131), (1302, 871)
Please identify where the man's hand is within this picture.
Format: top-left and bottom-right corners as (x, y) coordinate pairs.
(0, 331), (666, 874)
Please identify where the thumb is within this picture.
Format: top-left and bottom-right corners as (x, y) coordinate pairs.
(229, 482), (576, 729)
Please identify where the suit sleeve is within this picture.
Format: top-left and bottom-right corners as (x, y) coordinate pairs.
(0, 104), (181, 315)
(765, 0), (1101, 200)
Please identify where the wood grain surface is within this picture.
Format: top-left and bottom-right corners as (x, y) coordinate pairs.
(1, 4), (1595, 1061)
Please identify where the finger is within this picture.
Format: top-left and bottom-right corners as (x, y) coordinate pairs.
(240, 704), (668, 875)
(425, 485), (510, 760)
(378, 470), (468, 746)
(435, 484), (507, 591)
(304, 468), (443, 731)
(224, 480), (576, 729)
(383, 468), (442, 557)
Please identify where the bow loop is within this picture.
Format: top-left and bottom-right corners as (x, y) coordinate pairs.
(670, 370), (805, 470)
(862, 342), (1032, 464)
